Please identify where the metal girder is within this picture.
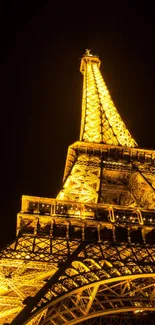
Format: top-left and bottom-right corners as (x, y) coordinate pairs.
(0, 259), (57, 324)
(1, 203), (155, 324)
(2, 52), (155, 325)
(57, 153), (101, 203)
(81, 314), (155, 325)
(57, 141), (155, 206)
(79, 52), (137, 147)
(3, 242), (155, 324)
(8, 243), (84, 325)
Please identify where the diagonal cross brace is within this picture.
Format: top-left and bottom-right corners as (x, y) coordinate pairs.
(7, 242), (84, 325)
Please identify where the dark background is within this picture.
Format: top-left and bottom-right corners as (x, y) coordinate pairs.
(0, 2), (155, 248)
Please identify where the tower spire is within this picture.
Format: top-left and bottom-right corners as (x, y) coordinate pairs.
(80, 50), (137, 147)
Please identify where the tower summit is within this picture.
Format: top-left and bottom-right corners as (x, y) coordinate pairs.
(80, 50), (137, 146)
(1, 52), (155, 325)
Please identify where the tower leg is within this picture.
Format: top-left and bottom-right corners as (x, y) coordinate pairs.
(8, 242), (84, 325)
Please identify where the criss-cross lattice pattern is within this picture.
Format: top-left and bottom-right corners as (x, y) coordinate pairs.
(57, 154), (101, 203)
(6, 242), (155, 325)
(82, 315), (155, 325)
(80, 54), (137, 147)
(1, 52), (155, 325)
(0, 237), (80, 264)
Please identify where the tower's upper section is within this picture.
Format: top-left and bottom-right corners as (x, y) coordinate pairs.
(80, 50), (137, 147)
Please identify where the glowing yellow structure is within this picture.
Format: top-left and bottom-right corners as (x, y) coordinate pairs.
(80, 50), (137, 146)
(57, 50), (137, 203)
(1, 51), (155, 325)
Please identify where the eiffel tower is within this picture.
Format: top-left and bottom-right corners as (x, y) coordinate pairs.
(1, 50), (155, 325)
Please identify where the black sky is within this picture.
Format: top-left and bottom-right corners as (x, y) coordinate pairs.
(1, 3), (155, 248)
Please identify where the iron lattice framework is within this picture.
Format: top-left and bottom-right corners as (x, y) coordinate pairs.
(1, 50), (155, 325)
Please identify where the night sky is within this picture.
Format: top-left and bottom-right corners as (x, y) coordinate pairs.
(1, 3), (155, 248)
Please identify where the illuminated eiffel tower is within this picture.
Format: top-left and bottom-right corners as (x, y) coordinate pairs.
(1, 50), (155, 325)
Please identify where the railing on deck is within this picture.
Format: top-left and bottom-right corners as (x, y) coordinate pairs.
(21, 195), (155, 226)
